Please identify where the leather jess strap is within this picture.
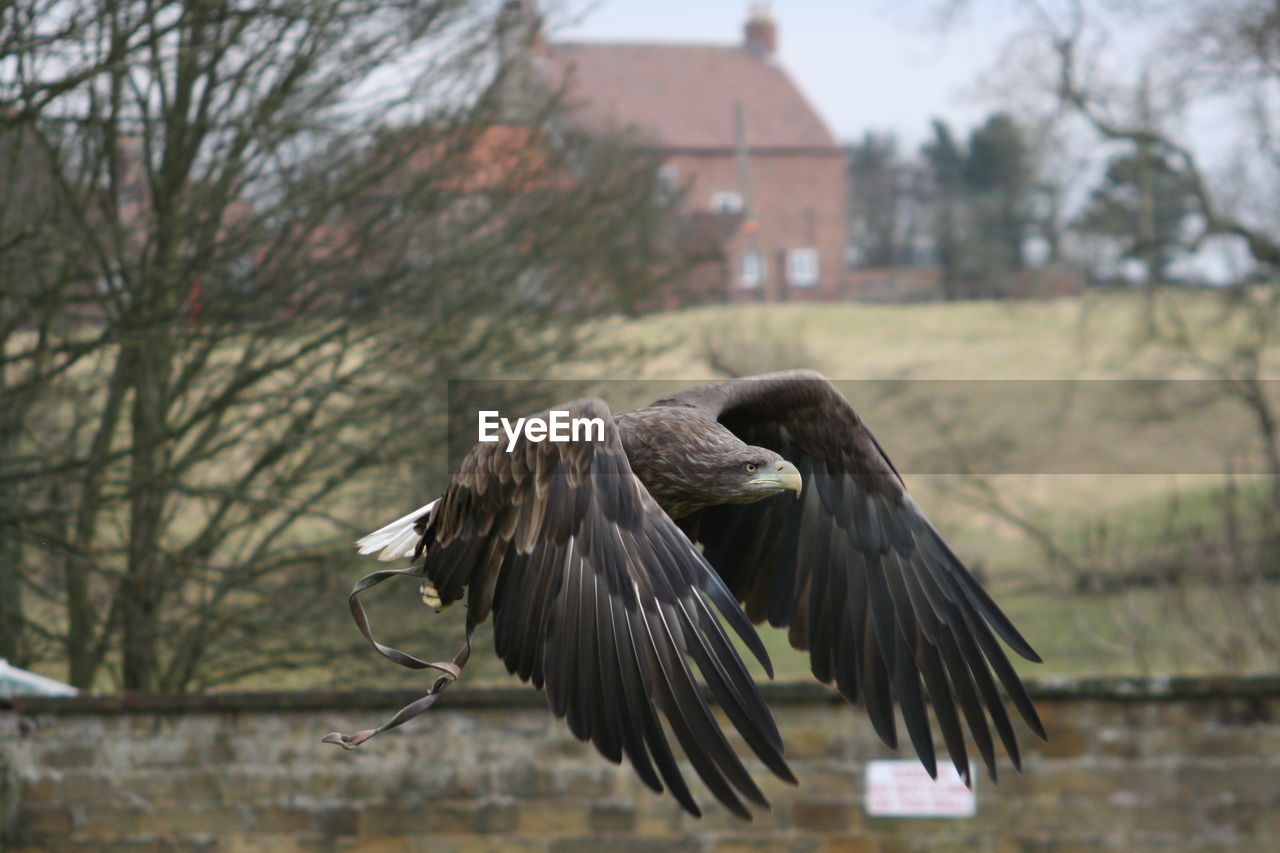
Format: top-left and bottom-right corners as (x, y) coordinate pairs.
(321, 564), (471, 750)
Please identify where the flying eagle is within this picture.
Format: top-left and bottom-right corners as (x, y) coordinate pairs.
(324, 370), (1044, 820)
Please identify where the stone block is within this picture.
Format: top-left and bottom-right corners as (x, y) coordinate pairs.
(62, 771), (129, 805)
(19, 774), (59, 803)
(589, 796), (636, 832)
(1188, 763), (1280, 802)
(498, 763), (557, 797)
(339, 838), (411, 853)
(496, 762), (617, 798)
(404, 838), (548, 853)
(1203, 799), (1272, 835)
(550, 838), (703, 853)
(221, 833), (307, 853)
(12, 805), (74, 835)
(773, 726), (840, 759)
(359, 801), (476, 836)
(146, 805), (246, 835)
(318, 807), (361, 837)
(820, 838), (880, 853)
(993, 839), (1103, 853)
(630, 799), (684, 836)
(356, 806), (437, 836)
(709, 834), (822, 852)
(446, 766), (491, 799)
(474, 797), (519, 834)
(1190, 727), (1278, 757)
(42, 744), (97, 768)
(792, 798), (855, 832)
(1092, 727), (1142, 760)
(255, 806), (319, 833)
(1034, 729), (1090, 759)
(877, 836), (997, 853)
(78, 804), (149, 837)
(517, 799), (591, 835)
(132, 735), (209, 768)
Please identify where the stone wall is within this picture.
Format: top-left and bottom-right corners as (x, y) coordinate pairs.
(2, 678), (1277, 852)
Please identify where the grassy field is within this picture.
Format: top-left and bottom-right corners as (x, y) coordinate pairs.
(23, 290), (1274, 691)
(343, 290), (1275, 686)
(580, 288), (1271, 379)
(549, 290), (1279, 681)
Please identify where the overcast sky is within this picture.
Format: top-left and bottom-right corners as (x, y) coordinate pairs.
(555, 1), (1022, 149)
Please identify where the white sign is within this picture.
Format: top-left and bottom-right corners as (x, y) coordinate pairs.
(865, 760), (976, 818)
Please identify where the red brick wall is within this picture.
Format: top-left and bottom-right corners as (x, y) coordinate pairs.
(845, 267), (945, 302)
(845, 266), (1087, 303)
(665, 149), (846, 304)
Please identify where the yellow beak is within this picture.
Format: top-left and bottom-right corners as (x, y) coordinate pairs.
(749, 459), (803, 495)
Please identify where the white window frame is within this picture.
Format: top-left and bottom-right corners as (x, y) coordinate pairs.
(655, 163), (680, 204)
(740, 251), (764, 289)
(710, 190), (743, 214)
(787, 248), (819, 287)
(657, 163), (680, 191)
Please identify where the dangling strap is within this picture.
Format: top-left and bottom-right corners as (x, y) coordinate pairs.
(321, 564), (472, 750)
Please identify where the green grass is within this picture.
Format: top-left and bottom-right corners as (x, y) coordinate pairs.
(735, 474), (1277, 684)
(27, 290), (1274, 689)
(570, 290), (1280, 679)
(206, 291), (1280, 685)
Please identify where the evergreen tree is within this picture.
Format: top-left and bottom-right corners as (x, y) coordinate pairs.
(921, 119), (969, 295)
(1076, 148), (1198, 282)
(966, 112), (1033, 272)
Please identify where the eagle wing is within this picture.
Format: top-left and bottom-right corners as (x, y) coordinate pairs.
(660, 370), (1046, 783)
(414, 397), (793, 819)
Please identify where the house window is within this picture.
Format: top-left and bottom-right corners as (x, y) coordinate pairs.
(787, 248), (819, 287)
(656, 163), (680, 205)
(710, 191), (743, 213)
(740, 251), (764, 289)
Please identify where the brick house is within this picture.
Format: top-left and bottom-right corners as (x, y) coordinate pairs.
(503, 2), (846, 305)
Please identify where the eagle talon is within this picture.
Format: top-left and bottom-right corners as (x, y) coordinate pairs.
(420, 582), (449, 612)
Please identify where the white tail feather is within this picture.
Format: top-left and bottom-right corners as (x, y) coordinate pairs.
(355, 499), (439, 561)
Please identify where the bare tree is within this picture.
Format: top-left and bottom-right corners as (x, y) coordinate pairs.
(982, 0), (1280, 268)
(0, 0), (683, 689)
(915, 0), (1280, 670)
(989, 0), (1280, 486)
(846, 132), (928, 267)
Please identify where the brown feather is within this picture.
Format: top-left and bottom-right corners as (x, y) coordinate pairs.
(662, 370), (1044, 782)
(413, 397), (790, 820)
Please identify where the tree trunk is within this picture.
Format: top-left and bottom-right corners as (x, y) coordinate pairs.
(0, 348), (23, 664)
(121, 281), (176, 690)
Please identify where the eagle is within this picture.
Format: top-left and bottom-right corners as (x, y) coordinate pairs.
(324, 370), (1045, 820)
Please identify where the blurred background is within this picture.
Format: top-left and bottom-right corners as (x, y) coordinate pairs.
(2, 1), (1278, 850)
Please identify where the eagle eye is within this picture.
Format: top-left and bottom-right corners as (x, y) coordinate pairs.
(744, 462), (759, 474)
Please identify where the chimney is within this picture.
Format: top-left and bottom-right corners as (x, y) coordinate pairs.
(494, 1), (544, 124)
(497, 1), (543, 59)
(743, 3), (776, 57)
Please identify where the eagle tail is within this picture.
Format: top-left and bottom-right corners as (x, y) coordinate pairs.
(355, 499), (439, 561)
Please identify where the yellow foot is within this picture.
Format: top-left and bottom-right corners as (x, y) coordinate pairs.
(420, 582), (451, 612)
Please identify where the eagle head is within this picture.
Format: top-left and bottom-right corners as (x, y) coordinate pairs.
(617, 407), (803, 518)
(639, 439), (803, 518)
(712, 446), (803, 504)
